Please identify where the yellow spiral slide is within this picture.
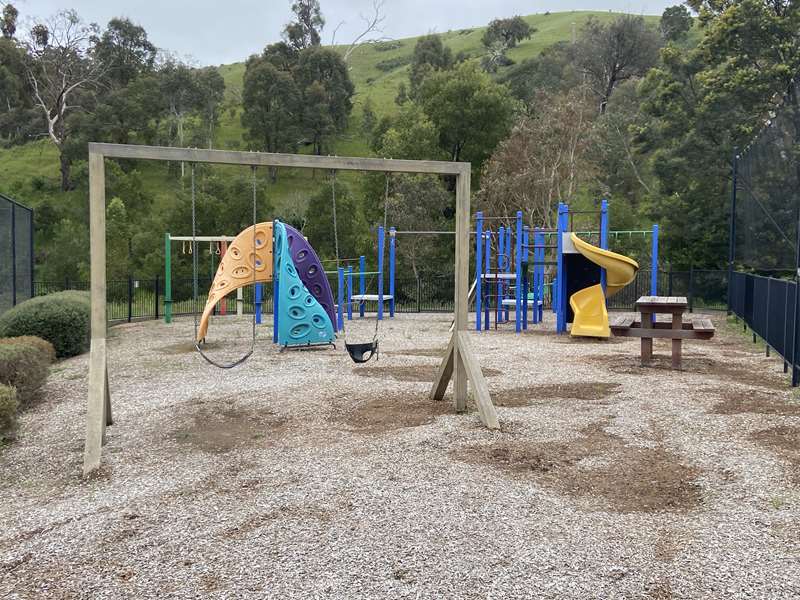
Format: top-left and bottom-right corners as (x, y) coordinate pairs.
(569, 233), (639, 338)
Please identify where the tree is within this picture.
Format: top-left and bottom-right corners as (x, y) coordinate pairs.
(23, 10), (105, 190)
(195, 67), (225, 148)
(417, 62), (517, 167)
(374, 102), (443, 160)
(478, 86), (596, 229)
(284, 0), (324, 51)
(639, 0), (800, 268)
(158, 60), (202, 173)
(92, 18), (156, 87)
(500, 42), (578, 106)
(574, 15), (661, 113)
(304, 179), (367, 261)
(409, 34), (453, 96)
(660, 5), (693, 42)
(2, 3), (17, 39)
(294, 46), (354, 155)
(482, 16), (533, 49)
(241, 56), (302, 174)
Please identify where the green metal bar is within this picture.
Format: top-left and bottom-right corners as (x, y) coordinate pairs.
(164, 232), (172, 323)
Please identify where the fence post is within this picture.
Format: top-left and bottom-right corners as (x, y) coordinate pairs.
(668, 268), (673, 296)
(688, 266), (695, 313)
(10, 203), (16, 306)
(154, 275), (160, 320)
(127, 276), (133, 323)
(765, 278), (771, 357)
(416, 277), (421, 313)
(64, 276), (69, 291)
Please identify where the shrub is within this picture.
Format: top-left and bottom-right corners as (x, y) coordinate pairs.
(0, 336), (56, 363)
(0, 291), (91, 358)
(0, 344), (50, 406)
(0, 384), (18, 442)
(376, 56), (411, 72)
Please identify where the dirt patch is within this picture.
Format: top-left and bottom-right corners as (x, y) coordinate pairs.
(171, 404), (288, 453)
(493, 382), (622, 407)
(384, 347), (447, 358)
(458, 420), (702, 513)
(353, 364), (503, 383)
(333, 393), (455, 434)
(594, 354), (788, 391)
(751, 426), (800, 483)
(711, 389), (800, 415)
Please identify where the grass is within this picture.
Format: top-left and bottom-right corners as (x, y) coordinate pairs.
(1, 11), (667, 221)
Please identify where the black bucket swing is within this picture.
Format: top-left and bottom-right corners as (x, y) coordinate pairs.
(330, 170), (388, 364)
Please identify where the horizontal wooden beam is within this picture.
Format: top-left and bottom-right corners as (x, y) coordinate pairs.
(88, 143), (469, 176)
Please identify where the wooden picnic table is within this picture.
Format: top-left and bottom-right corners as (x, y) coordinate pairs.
(610, 296), (715, 370)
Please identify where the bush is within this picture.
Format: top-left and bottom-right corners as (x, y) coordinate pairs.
(376, 56), (411, 72)
(0, 384), (18, 442)
(0, 336), (56, 363)
(0, 343), (50, 405)
(0, 291), (91, 358)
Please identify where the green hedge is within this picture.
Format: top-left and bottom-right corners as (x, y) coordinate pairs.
(0, 384), (17, 442)
(0, 291), (91, 358)
(0, 343), (51, 406)
(0, 336), (56, 363)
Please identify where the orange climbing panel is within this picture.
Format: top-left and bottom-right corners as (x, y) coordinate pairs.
(197, 222), (273, 342)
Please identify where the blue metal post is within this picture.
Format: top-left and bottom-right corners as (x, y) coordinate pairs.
(377, 226), (385, 321)
(505, 225), (512, 321)
(497, 226), (505, 324)
(556, 203), (568, 333)
(515, 211), (523, 333)
(389, 227), (396, 317)
(484, 231), (491, 330)
(651, 224), (659, 295)
(522, 224), (529, 331)
(600, 199), (609, 294)
(475, 211), (483, 331)
(337, 267), (345, 332)
(347, 266), (353, 321)
(359, 255), (366, 318)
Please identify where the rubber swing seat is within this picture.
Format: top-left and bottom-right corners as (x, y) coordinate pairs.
(346, 341), (378, 363)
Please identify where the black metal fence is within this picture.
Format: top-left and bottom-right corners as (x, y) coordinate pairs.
(729, 271), (800, 383)
(0, 194), (34, 315)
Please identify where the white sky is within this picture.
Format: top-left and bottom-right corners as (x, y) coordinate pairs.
(12, 0), (680, 65)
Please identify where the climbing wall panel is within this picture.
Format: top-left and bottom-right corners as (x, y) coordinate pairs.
(274, 221), (335, 347)
(283, 223), (337, 329)
(197, 222), (273, 342)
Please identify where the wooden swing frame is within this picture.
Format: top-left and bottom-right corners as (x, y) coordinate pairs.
(83, 143), (499, 475)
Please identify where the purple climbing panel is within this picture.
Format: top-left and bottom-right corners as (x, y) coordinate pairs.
(283, 224), (337, 329)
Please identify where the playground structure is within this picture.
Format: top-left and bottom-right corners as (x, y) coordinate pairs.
(83, 143), (499, 475)
(475, 202), (659, 338)
(178, 221), (397, 344)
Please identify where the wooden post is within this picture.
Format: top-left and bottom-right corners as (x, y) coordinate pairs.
(641, 308), (653, 363)
(84, 152), (109, 475)
(430, 167), (499, 428)
(671, 311), (682, 369)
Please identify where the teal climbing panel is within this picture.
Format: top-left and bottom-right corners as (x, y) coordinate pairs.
(273, 221), (335, 347)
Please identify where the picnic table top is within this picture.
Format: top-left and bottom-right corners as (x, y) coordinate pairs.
(635, 296), (688, 310)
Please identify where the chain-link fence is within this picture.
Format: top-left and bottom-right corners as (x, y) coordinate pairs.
(0, 194), (33, 315)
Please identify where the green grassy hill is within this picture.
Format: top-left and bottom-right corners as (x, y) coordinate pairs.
(1, 11), (662, 221)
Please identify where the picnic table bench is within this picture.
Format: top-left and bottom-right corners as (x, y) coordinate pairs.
(609, 296), (715, 369)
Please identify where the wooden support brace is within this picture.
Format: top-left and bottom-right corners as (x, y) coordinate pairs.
(457, 331), (499, 429)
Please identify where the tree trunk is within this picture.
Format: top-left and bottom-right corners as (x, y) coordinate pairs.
(59, 151), (72, 192)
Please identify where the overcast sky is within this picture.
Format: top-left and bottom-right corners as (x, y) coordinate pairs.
(13, 1), (679, 65)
